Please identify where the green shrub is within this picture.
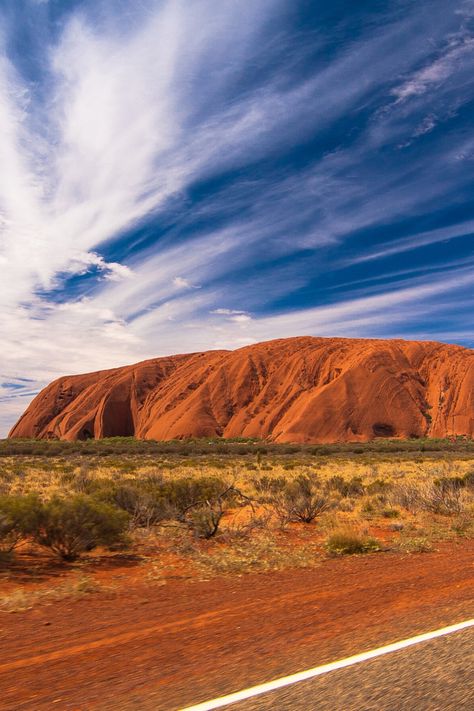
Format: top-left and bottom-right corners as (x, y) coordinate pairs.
(187, 503), (224, 539)
(398, 536), (433, 553)
(252, 475), (287, 496)
(108, 485), (170, 528)
(160, 476), (229, 520)
(422, 482), (465, 515)
(32, 495), (129, 561)
(325, 529), (381, 555)
(451, 513), (473, 536)
(326, 475), (365, 497)
(381, 507), (400, 518)
(97, 475), (229, 528)
(361, 500), (376, 515)
(0, 494), (42, 553)
(174, 479), (240, 539)
(463, 470), (474, 490)
(271, 475), (331, 524)
(107, 476), (237, 536)
(366, 479), (392, 495)
(434, 476), (466, 492)
(394, 481), (465, 516)
(393, 482), (420, 512)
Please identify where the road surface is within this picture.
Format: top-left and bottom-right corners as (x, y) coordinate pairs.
(0, 540), (472, 710)
(197, 625), (474, 710)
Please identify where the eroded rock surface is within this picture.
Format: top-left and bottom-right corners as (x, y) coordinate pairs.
(9, 337), (474, 442)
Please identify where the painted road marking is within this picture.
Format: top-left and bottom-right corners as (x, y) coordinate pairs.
(180, 618), (474, 711)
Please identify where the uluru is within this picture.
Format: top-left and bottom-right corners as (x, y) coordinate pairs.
(9, 337), (474, 443)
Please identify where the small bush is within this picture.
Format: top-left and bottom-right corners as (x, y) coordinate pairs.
(381, 508), (400, 519)
(161, 476), (230, 520)
(338, 497), (355, 512)
(325, 529), (381, 555)
(463, 470), (474, 490)
(361, 500), (376, 516)
(366, 479), (392, 495)
(0, 494), (42, 553)
(389, 521), (404, 531)
(434, 476), (465, 492)
(187, 502), (224, 539)
(182, 482), (251, 539)
(72, 467), (97, 494)
(271, 475), (331, 525)
(107, 485), (170, 528)
(393, 482), (420, 513)
(451, 513), (474, 536)
(398, 536), (433, 553)
(393, 481), (466, 516)
(326, 476), (365, 497)
(421, 482), (465, 515)
(32, 495), (129, 561)
(222, 511), (273, 541)
(100, 476), (230, 528)
(252, 475), (287, 497)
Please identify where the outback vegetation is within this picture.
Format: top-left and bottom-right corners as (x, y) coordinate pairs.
(2, 435), (473, 457)
(1, 436), (473, 610)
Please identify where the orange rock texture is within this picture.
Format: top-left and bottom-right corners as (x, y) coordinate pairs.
(9, 337), (474, 443)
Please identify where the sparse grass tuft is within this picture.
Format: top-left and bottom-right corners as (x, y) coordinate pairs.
(325, 529), (381, 555)
(0, 575), (103, 613)
(397, 536), (434, 553)
(190, 533), (319, 576)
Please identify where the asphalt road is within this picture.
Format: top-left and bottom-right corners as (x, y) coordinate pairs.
(228, 626), (474, 711)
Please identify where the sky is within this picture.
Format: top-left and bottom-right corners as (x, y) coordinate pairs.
(0, 0), (473, 436)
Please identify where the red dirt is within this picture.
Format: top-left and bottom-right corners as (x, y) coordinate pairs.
(9, 336), (474, 442)
(0, 540), (473, 710)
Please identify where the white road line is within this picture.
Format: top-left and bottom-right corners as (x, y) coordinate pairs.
(180, 618), (474, 711)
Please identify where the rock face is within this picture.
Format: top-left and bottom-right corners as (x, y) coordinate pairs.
(9, 337), (474, 443)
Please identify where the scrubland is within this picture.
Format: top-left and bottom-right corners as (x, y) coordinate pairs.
(1, 437), (473, 611)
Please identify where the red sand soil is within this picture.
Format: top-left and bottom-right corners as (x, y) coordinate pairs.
(0, 539), (473, 710)
(9, 336), (474, 443)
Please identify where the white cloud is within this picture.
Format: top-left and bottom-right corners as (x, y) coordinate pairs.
(172, 276), (200, 289)
(66, 251), (133, 281)
(211, 308), (248, 315)
(229, 313), (252, 324)
(344, 219), (474, 266)
(1, 0), (473, 435)
(0, 0), (287, 310)
(412, 115), (438, 137)
(391, 37), (474, 103)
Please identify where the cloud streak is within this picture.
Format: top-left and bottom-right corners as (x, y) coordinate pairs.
(1, 0), (473, 435)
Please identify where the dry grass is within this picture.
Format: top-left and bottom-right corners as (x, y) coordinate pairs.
(0, 574), (104, 613)
(1, 451), (472, 497)
(325, 528), (382, 555)
(181, 532), (321, 577)
(1, 449), (473, 603)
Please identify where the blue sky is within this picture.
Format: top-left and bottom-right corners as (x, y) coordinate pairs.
(0, 0), (473, 435)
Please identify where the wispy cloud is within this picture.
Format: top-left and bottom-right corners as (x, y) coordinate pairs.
(211, 308), (248, 315)
(344, 220), (474, 266)
(391, 36), (474, 103)
(65, 251), (133, 281)
(0, 0), (473, 435)
(172, 276), (200, 289)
